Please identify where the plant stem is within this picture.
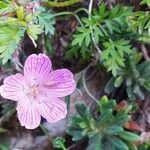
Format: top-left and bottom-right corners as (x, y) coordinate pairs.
(88, 0), (94, 15)
(54, 11), (74, 17)
(43, 0), (81, 8)
(82, 66), (97, 101)
(54, 11), (83, 26)
(74, 14), (83, 26)
(75, 7), (89, 14)
(39, 124), (52, 143)
(62, 145), (67, 150)
(141, 44), (149, 60)
(54, 7), (89, 26)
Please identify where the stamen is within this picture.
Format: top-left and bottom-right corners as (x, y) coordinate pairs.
(44, 81), (55, 87)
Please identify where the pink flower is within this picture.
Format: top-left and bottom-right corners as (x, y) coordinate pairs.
(0, 54), (76, 129)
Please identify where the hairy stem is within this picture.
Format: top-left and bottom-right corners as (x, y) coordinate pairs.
(141, 44), (149, 60)
(39, 124), (52, 143)
(88, 0), (93, 15)
(82, 65), (98, 101)
(75, 7), (89, 14)
(43, 0), (81, 8)
(54, 7), (89, 26)
(54, 11), (83, 26)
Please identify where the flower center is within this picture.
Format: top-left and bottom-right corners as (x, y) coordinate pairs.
(25, 80), (55, 99)
(31, 87), (39, 95)
(27, 86), (40, 98)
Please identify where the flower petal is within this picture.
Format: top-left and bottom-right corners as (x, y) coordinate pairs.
(0, 73), (26, 101)
(17, 99), (41, 129)
(43, 69), (76, 97)
(38, 98), (67, 123)
(24, 54), (52, 85)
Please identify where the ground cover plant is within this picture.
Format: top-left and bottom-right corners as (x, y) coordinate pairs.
(0, 0), (150, 150)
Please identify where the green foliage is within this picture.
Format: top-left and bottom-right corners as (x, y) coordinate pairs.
(65, 44), (91, 62)
(140, 0), (150, 7)
(0, 3), (55, 64)
(0, 18), (25, 64)
(27, 24), (43, 40)
(128, 11), (150, 43)
(52, 137), (67, 150)
(114, 76), (124, 87)
(0, 0), (15, 16)
(101, 39), (132, 77)
(16, 6), (25, 21)
(0, 1), (149, 149)
(0, 144), (8, 150)
(37, 7), (55, 35)
(0, 1), (25, 64)
(44, 35), (54, 55)
(0, 4), (27, 63)
(67, 96), (140, 150)
(71, 4), (132, 48)
(68, 3), (133, 67)
(72, 27), (91, 47)
(138, 142), (150, 150)
(65, 2), (149, 88)
(105, 52), (150, 100)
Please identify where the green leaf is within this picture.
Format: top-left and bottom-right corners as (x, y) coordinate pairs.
(133, 52), (142, 64)
(0, 18), (25, 64)
(140, 0), (150, 7)
(128, 11), (150, 38)
(97, 109), (113, 125)
(0, 1), (15, 16)
(27, 24), (43, 40)
(65, 44), (91, 61)
(101, 39), (132, 77)
(0, 144), (8, 150)
(72, 27), (91, 47)
(133, 85), (145, 100)
(87, 134), (102, 150)
(68, 95), (135, 150)
(76, 104), (95, 130)
(99, 96), (109, 108)
(0, 1), (8, 8)
(37, 7), (55, 35)
(75, 103), (89, 117)
(44, 36), (54, 55)
(113, 112), (130, 126)
(111, 136), (129, 150)
(65, 46), (79, 59)
(126, 85), (136, 100)
(138, 60), (150, 75)
(52, 137), (66, 149)
(102, 136), (116, 150)
(118, 131), (140, 142)
(99, 97), (116, 111)
(127, 142), (138, 150)
(106, 126), (123, 134)
(67, 103), (96, 141)
(105, 77), (115, 94)
(67, 127), (84, 141)
(16, 6), (25, 21)
(114, 76), (124, 87)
